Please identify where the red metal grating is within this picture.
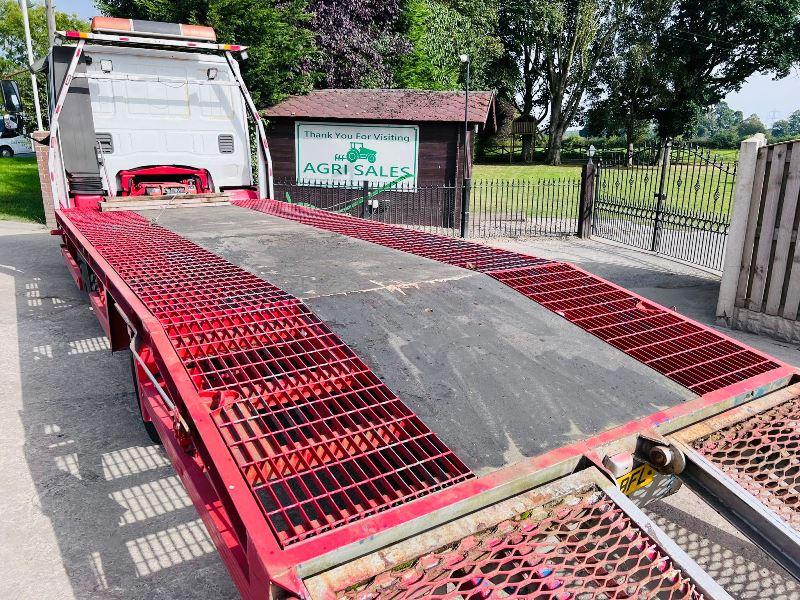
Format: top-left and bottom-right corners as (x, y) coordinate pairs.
(62, 209), (472, 546)
(336, 485), (704, 599)
(693, 397), (800, 528)
(238, 199), (781, 396)
(492, 265), (779, 396)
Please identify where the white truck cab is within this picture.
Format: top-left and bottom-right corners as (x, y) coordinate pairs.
(44, 17), (273, 207)
(84, 45), (251, 196)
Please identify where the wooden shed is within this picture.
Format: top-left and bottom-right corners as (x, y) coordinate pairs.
(261, 89), (495, 228)
(263, 88), (496, 185)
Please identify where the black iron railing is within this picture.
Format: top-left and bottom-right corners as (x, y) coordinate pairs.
(274, 179), (580, 239)
(276, 147), (737, 272)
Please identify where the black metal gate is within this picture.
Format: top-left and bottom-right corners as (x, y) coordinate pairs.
(592, 141), (737, 271)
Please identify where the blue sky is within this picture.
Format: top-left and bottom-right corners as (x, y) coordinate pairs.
(726, 71), (800, 126)
(59, 0), (94, 19)
(58, 0), (798, 126)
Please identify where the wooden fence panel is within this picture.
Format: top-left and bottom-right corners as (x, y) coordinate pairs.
(747, 144), (786, 312)
(782, 143), (800, 320)
(735, 146), (768, 308)
(766, 144), (800, 315)
(720, 138), (800, 342)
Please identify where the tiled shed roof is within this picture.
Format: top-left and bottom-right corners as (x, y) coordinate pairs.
(262, 89), (496, 127)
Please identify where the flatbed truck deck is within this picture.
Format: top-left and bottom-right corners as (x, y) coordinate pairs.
(55, 200), (800, 598)
(155, 204), (695, 472)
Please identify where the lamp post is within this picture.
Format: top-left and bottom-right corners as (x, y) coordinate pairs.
(459, 53), (470, 238)
(45, 0), (56, 46)
(578, 145), (598, 238)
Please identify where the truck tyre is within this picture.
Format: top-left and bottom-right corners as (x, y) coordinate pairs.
(130, 352), (162, 444)
(0, 146), (13, 158)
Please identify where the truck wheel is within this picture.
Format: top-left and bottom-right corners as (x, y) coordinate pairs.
(346, 149), (359, 163)
(130, 353), (162, 444)
(367, 154), (376, 163)
(0, 146), (13, 158)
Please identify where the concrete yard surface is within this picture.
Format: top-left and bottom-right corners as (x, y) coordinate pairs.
(0, 221), (237, 600)
(0, 218), (798, 599)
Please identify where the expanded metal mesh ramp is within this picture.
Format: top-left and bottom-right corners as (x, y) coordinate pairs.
(62, 209), (472, 546)
(236, 200), (784, 397)
(304, 468), (729, 599)
(670, 383), (800, 577)
(690, 396), (800, 526)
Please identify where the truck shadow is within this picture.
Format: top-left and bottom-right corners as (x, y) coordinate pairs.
(6, 230), (236, 599)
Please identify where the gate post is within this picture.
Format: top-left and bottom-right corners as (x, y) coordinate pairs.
(716, 134), (766, 324)
(361, 180), (370, 219)
(33, 130), (56, 228)
(459, 177), (472, 238)
(651, 139), (672, 252)
(577, 160), (596, 238)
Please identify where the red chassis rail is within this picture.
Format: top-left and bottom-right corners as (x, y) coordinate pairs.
(54, 204), (796, 599)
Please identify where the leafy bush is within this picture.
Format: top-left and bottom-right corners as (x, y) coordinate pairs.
(708, 129), (740, 149)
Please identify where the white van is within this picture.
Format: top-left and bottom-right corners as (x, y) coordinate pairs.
(0, 134), (33, 157)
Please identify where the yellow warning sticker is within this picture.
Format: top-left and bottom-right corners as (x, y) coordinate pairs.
(617, 463), (656, 495)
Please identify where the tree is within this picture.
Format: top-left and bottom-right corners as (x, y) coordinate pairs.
(0, 0), (87, 129)
(693, 106), (718, 139)
(586, 0), (800, 143)
(494, 0), (556, 162)
(309, 0), (409, 88)
(96, 0), (316, 106)
(709, 128), (739, 149)
(693, 101), (744, 139)
(737, 114), (766, 137)
(714, 102), (744, 131)
(398, 0), (502, 92)
(644, 0), (800, 138)
(583, 1), (667, 161)
(788, 110), (800, 135)
(542, 0), (628, 165)
(771, 119), (790, 138)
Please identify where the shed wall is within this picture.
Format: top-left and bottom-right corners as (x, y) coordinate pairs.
(265, 118), (468, 185)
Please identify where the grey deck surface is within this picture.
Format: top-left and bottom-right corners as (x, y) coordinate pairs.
(153, 205), (696, 474)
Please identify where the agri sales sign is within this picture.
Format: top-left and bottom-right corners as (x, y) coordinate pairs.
(295, 122), (419, 188)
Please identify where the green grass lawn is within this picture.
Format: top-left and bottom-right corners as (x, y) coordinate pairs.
(472, 165), (583, 220)
(0, 156), (45, 223)
(706, 148), (738, 163)
(472, 161), (735, 219)
(473, 164), (582, 181)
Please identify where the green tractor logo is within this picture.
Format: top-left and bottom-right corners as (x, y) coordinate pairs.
(346, 141), (377, 164)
